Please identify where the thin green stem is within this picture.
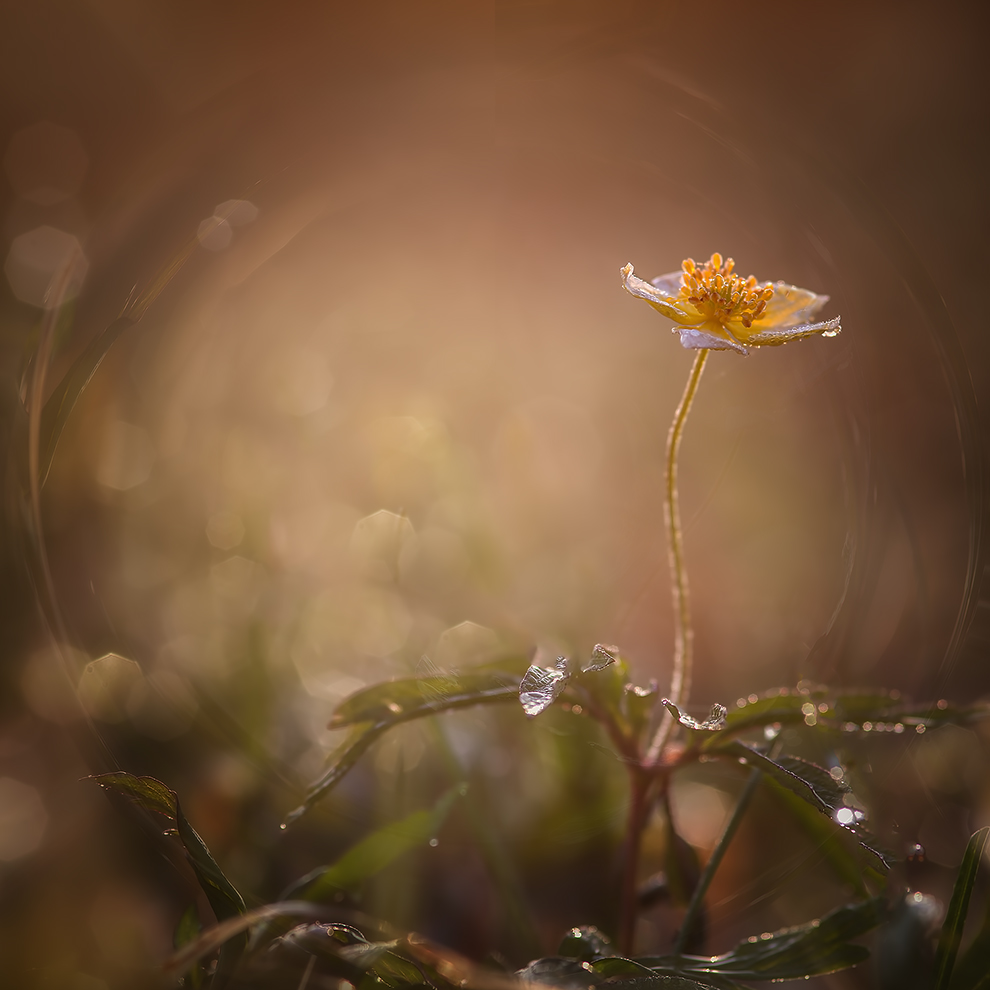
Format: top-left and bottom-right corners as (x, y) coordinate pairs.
(647, 347), (709, 764)
(674, 767), (761, 956)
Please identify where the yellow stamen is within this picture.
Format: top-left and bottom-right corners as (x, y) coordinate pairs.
(676, 252), (774, 331)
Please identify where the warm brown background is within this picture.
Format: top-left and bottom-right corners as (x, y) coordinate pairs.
(2, 1), (989, 987)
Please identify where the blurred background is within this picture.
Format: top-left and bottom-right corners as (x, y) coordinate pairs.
(1, 1), (989, 987)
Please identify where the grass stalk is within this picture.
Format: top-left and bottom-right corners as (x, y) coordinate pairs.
(674, 767), (761, 956)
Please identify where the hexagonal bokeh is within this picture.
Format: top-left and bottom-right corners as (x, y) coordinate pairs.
(3, 121), (87, 205)
(4, 225), (88, 308)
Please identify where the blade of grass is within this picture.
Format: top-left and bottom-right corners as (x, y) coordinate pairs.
(674, 768), (761, 956)
(934, 826), (990, 989)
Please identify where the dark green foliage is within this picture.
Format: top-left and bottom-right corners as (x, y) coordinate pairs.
(641, 898), (886, 981)
(93, 772), (247, 984)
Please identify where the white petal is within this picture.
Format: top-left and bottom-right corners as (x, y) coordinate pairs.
(620, 264), (684, 320)
(649, 271), (685, 297)
(676, 327), (749, 355)
(745, 315), (841, 347)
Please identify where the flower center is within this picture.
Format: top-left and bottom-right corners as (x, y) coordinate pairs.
(679, 253), (774, 330)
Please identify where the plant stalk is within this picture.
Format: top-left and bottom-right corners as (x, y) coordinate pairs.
(618, 767), (655, 955)
(647, 348), (709, 765)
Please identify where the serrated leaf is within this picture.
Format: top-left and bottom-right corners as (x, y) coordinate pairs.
(763, 778), (869, 897)
(602, 978), (741, 990)
(639, 897), (885, 980)
(934, 827), (990, 990)
(711, 693), (809, 740)
(709, 742), (891, 869)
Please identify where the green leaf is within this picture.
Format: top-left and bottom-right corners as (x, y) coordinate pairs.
(286, 661), (529, 826)
(935, 827), (990, 989)
(284, 723), (390, 828)
(93, 772), (247, 984)
(516, 961), (733, 990)
(287, 786), (463, 903)
(639, 897), (886, 980)
(710, 742), (891, 869)
(330, 659), (530, 728)
(763, 778), (869, 897)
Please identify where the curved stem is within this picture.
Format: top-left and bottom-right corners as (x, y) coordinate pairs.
(647, 348), (709, 764)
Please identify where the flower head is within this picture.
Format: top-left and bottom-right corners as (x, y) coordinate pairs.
(621, 253), (840, 355)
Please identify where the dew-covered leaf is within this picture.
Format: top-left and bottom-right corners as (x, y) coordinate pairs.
(331, 658), (530, 729)
(516, 957), (596, 988)
(590, 956), (655, 977)
(285, 722), (397, 827)
(93, 772), (248, 985)
(934, 827), (990, 989)
(639, 897), (885, 980)
(558, 925), (614, 961)
(662, 699), (727, 732)
(709, 742), (891, 869)
(763, 778), (869, 897)
(93, 772), (246, 920)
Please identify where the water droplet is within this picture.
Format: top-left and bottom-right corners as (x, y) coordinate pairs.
(748, 693), (759, 704)
(862, 721), (873, 731)
(916, 724), (926, 734)
(828, 766), (844, 781)
(519, 663), (568, 717)
(429, 838), (439, 847)
(737, 697), (747, 708)
(279, 822), (287, 830)
(760, 932), (773, 940)
(801, 703), (816, 716)
(894, 723), (905, 733)
(937, 699), (948, 710)
(804, 713), (818, 726)
(817, 703), (829, 714)
(835, 808), (855, 825)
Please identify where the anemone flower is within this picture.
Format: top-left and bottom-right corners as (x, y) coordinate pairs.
(621, 253), (840, 355)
